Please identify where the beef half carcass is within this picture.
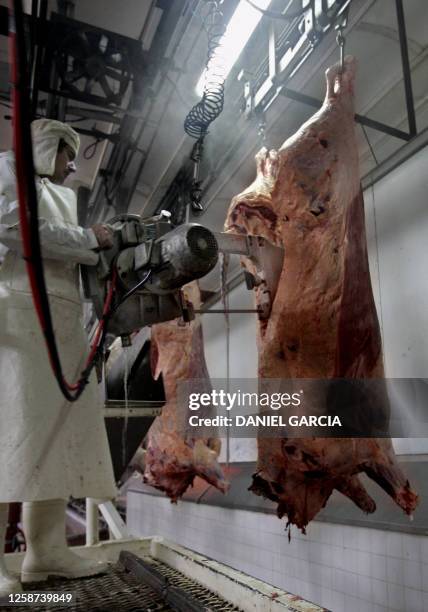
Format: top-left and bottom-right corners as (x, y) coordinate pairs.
(144, 282), (229, 501)
(224, 57), (418, 530)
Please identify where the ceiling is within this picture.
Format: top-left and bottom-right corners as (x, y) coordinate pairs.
(1, 0), (427, 292)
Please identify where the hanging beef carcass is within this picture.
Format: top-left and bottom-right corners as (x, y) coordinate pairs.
(143, 282), (229, 501)
(224, 57), (418, 530)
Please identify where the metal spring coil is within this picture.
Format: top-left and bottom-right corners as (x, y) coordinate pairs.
(184, 1), (226, 139)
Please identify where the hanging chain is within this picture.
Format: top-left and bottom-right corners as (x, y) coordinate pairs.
(257, 111), (267, 147)
(220, 252), (231, 470)
(189, 135), (205, 213)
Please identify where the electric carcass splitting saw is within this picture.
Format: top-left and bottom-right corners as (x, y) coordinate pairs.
(82, 212), (284, 343)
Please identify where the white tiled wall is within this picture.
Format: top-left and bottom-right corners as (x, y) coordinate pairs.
(127, 491), (428, 612)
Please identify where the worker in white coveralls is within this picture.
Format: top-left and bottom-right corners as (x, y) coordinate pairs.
(0, 119), (118, 594)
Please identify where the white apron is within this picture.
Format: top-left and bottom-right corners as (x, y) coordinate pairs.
(0, 179), (117, 502)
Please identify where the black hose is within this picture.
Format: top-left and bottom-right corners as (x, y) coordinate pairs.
(113, 269), (153, 312)
(184, 1), (226, 139)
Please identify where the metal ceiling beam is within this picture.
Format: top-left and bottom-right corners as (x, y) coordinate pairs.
(361, 126), (428, 190)
(395, 0), (417, 137)
(198, 0), (379, 218)
(65, 106), (122, 124)
(87, 0), (191, 222)
(279, 87), (412, 141)
(250, 0), (417, 143)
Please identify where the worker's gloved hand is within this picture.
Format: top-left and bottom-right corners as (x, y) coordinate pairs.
(91, 224), (114, 250)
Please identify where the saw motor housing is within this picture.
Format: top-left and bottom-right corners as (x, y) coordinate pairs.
(82, 213), (219, 338)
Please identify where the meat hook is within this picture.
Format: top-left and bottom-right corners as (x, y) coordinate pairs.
(335, 10), (348, 74)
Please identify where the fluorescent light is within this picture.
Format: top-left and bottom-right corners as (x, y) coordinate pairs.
(195, 0), (272, 97)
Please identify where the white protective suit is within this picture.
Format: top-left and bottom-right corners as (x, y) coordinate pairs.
(0, 119), (117, 502)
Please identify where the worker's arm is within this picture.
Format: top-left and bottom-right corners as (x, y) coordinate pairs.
(0, 153), (100, 266)
(0, 208), (100, 266)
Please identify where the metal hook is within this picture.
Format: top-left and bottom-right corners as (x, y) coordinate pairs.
(336, 28), (345, 73)
(335, 11), (348, 74)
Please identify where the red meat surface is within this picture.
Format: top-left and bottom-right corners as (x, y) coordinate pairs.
(224, 57), (418, 530)
(144, 282), (229, 501)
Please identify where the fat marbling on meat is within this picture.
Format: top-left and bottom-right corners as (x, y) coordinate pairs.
(224, 57), (418, 530)
(144, 282), (229, 501)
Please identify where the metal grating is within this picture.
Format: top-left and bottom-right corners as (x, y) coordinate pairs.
(3, 554), (242, 612)
(3, 565), (172, 611)
(120, 552), (242, 611)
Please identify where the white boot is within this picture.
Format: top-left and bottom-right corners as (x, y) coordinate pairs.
(21, 499), (108, 582)
(0, 503), (22, 595)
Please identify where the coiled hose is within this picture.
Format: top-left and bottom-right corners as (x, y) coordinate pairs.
(184, 1), (226, 139)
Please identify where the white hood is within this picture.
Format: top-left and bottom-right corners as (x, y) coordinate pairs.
(31, 119), (80, 177)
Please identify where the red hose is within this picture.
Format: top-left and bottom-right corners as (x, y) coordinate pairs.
(67, 270), (117, 392)
(9, 7), (46, 329)
(8, 0), (117, 401)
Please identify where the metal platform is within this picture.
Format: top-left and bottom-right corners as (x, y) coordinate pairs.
(3, 537), (328, 612)
(3, 564), (172, 612)
(2, 552), (241, 612)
